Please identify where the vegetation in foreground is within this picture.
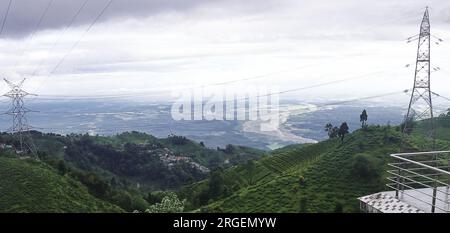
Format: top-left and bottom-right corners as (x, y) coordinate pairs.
(180, 115), (450, 213)
(1, 112), (449, 213)
(0, 131), (264, 213)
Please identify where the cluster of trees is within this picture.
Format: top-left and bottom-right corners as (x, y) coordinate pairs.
(189, 168), (232, 207)
(0, 131), (266, 213)
(217, 144), (235, 154)
(324, 122), (349, 142)
(324, 109), (368, 143)
(168, 135), (189, 145)
(63, 136), (206, 190)
(216, 144), (263, 166)
(142, 193), (185, 213)
(202, 169), (227, 203)
(438, 108), (450, 118)
(324, 123), (339, 139)
(3, 132), (224, 213)
(40, 153), (148, 212)
(181, 159), (262, 209)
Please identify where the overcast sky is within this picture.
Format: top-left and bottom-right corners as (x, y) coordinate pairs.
(0, 0), (450, 105)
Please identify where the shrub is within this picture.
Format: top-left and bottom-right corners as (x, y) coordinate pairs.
(351, 155), (380, 180)
(144, 193), (185, 213)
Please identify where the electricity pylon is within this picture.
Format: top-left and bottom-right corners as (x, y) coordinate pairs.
(402, 7), (435, 151)
(3, 78), (38, 158)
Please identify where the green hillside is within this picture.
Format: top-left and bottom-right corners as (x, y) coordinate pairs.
(413, 116), (450, 143)
(2, 116), (449, 213)
(0, 156), (123, 213)
(0, 131), (264, 212)
(182, 119), (450, 213)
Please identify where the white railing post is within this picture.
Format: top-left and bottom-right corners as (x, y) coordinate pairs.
(388, 151), (450, 213)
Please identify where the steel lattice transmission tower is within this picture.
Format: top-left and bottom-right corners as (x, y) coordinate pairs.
(402, 7), (435, 150)
(3, 78), (38, 157)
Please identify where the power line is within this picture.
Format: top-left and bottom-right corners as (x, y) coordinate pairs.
(317, 90), (408, 107)
(13, 0), (54, 69)
(28, 65), (400, 102)
(25, 2), (419, 102)
(29, 0), (114, 99)
(48, 0), (114, 75)
(30, 0), (91, 77)
(28, 2), (415, 102)
(174, 52), (370, 91)
(53, 72), (382, 101)
(29, 65), (311, 98)
(196, 56), (355, 87)
(18, 89), (409, 117)
(379, 9), (424, 27)
(27, 59), (360, 101)
(217, 70), (392, 105)
(274, 71), (384, 95)
(29, 110), (161, 115)
(431, 91), (450, 102)
(0, 0), (13, 36)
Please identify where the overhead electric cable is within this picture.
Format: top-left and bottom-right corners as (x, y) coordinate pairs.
(13, 0), (54, 69)
(0, 0), (13, 36)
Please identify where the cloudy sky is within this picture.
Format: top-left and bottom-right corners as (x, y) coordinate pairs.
(0, 0), (450, 105)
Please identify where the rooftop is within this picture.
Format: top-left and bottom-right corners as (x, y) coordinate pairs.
(358, 192), (424, 213)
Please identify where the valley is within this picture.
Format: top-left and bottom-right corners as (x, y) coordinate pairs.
(1, 112), (448, 213)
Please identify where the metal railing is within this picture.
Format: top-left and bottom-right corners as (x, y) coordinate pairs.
(387, 151), (450, 213)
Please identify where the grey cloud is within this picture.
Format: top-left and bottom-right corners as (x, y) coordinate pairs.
(0, 0), (227, 37)
(0, 0), (284, 38)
